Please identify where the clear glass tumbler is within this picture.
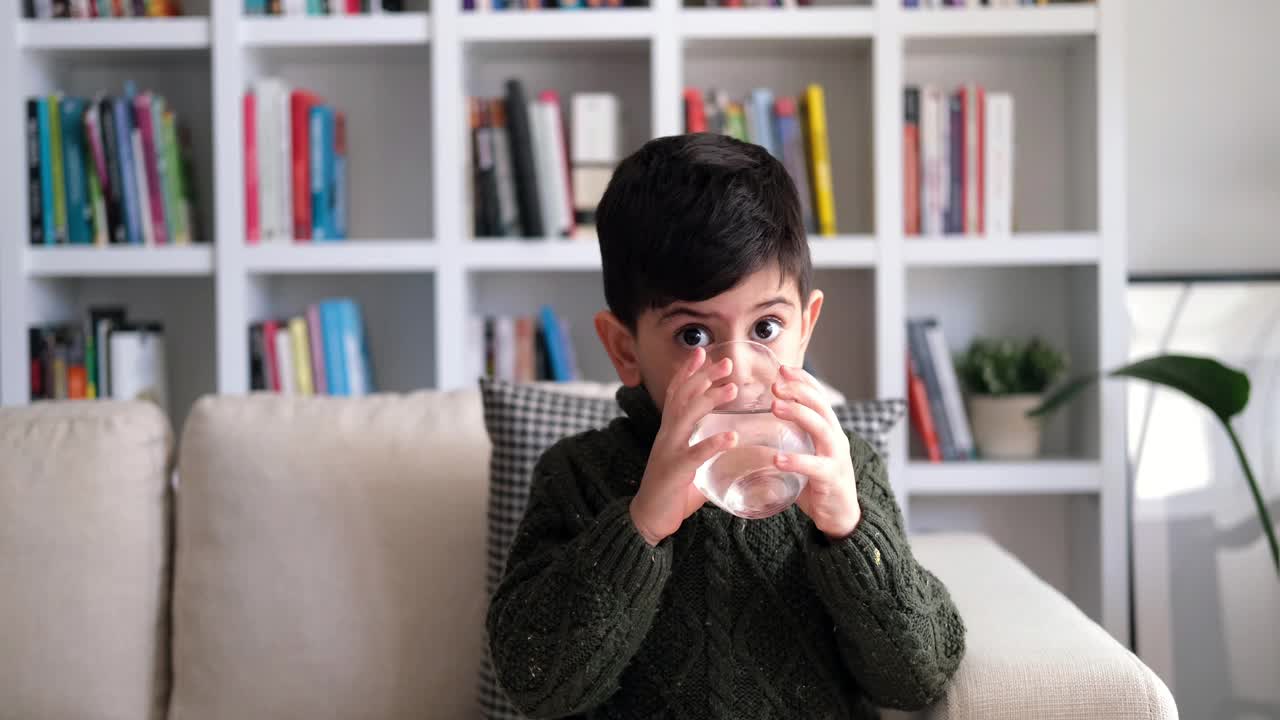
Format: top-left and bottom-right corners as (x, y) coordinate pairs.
(688, 340), (816, 519)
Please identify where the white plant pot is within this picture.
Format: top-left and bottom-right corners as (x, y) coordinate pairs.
(967, 394), (1044, 460)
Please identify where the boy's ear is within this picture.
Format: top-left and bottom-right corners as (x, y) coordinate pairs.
(798, 289), (825, 355)
(594, 310), (643, 386)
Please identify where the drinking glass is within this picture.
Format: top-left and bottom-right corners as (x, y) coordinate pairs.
(688, 340), (815, 519)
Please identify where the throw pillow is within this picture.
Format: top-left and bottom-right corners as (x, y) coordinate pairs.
(476, 377), (906, 720)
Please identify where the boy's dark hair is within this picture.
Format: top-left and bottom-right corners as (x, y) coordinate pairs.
(596, 133), (812, 331)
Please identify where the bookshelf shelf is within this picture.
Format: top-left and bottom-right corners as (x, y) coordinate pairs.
(899, 5), (1098, 39)
(465, 240), (600, 271)
(678, 7), (875, 40)
(17, 18), (212, 51)
(243, 241), (439, 274)
(25, 245), (214, 277)
(240, 13), (431, 47)
(458, 10), (656, 41)
(809, 235), (878, 268)
(906, 460), (1102, 496)
(903, 233), (1101, 267)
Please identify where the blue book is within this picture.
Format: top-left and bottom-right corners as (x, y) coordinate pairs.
(332, 112), (346, 240)
(339, 300), (373, 395)
(321, 300), (348, 396)
(60, 97), (92, 245)
(310, 106), (333, 241)
(538, 305), (571, 381)
(748, 89), (778, 158)
(36, 98), (56, 246)
(113, 97), (143, 245)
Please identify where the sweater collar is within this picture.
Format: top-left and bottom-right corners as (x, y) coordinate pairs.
(616, 383), (662, 443)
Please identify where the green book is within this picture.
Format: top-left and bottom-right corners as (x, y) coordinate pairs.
(87, 158), (108, 246)
(47, 94), (68, 244)
(161, 111), (191, 245)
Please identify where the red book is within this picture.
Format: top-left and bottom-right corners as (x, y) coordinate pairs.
(290, 90), (320, 242)
(908, 357), (942, 463)
(68, 365), (87, 399)
(683, 88), (707, 133)
(345, 0), (360, 11)
(244, 92), (260, 244)
(133, 92), (169, 245)
(904, 119), (920, 236)
(262, 320), (281, 392)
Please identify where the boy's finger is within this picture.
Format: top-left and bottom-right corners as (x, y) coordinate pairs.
(672, 356), (732, 417)
(773, 374), (841, 428)
(667, 347), (707, 406)
(772, 397), (843, 457)
(684, 429), (737, 471)
(673, 381), (737, 438)
(773, 451), (836, 480)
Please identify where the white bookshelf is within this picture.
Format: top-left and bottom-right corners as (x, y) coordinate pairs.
(0, 0), (1129, 645)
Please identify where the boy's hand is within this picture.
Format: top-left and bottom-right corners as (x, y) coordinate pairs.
(630, 347), (739, 546)
(770, 365), (862, 541)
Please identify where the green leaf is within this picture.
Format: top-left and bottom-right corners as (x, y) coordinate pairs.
(1029, 354), (1250, 422)
(1027, 374), (1097, 418)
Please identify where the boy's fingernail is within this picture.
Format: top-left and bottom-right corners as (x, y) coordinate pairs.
(776, 453), (788, 464)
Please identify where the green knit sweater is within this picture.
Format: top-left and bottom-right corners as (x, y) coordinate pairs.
(487, 384), (965, 719)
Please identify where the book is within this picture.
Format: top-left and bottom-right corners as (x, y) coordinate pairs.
(908, 318), (957, 460)
(908, 356), (942, 462)
(249, 324), (267, 391)
(113, 96), (143, 245)
(310, 104), (334, 240)
(273, 321), (297, 394)
(108, 323), (168, 416)
(514, 315), (536, 383)
(306, 304), (328, 395)
(48, 95), (69, 244)
(489, 100), (520, 236)
(533, 93), (574, 238)
(920, 85), (945, 236)
(262, 319), (282, 391)
(162, 111), (193, 244)
(472, 98), (501, 237)
(985, 92), (1013, 236)
(802, 84), (837, 236)
(923, 319), (975, 458)
(903, 87), (921, 236)
(569, 92), (618, 231)
(244, 91), (260, 243)
(289, 316), (315, 395)
(748, 88), (777, 158)
(320, 300), (347, 395)
(134, 91), (169, 244)
(333, 112), (347, 240)
(946, 90), (963, 234)
(290, 90), (318, 241)
(60, 97), (93, 245)
(683, 88), (707, 133)
(538, 305), (570, 381)
(960, 84), (985, 235)
(503, 79), (544, 238)
(27, 99), (45, 246)
(131, 124), (155, 246)
(774, 97), (815, 235)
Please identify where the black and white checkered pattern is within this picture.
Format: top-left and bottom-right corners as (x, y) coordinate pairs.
(476, 378), (905, 720)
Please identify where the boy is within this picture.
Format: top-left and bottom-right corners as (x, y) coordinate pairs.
(487, 133), (965, 719)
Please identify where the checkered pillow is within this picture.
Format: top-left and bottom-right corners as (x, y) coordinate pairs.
(476, 377), (905, 720)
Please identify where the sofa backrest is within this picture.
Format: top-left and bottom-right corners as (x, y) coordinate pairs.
(0, 400), (174, 720)
(168, 390), (490, 720)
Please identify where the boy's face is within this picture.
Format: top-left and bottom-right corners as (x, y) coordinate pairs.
(594, 264), (825, 412)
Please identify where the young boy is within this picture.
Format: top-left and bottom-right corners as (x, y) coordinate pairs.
(487, 133), (965, 719)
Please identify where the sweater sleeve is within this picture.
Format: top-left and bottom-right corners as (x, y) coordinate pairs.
(486, 440), (673, 719)
(803, 434), (966, 711)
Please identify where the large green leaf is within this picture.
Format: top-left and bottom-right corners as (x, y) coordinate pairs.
(1029, 354), (1250, 421)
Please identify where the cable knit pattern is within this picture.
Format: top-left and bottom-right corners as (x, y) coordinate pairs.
(487, 384), (966, 719)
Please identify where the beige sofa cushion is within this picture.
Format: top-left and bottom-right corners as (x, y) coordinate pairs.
(0, 401), (174, 720)
(170, 391), (490, 720)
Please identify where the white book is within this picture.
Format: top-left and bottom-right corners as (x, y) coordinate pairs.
(964, 84), (983, 235)
(109, 326), (168, 418)
(924, 321), (974, 458)
(528, 102), (559, 240)
(274, 327), (296, 395)
(344, 324), (366, 397)
(985, 92), (1014, 237)
(469, 316), (486, 382)
(253, 80), (277, 242)
(920, 85), (944, 237)
(284, 0), (307, 14)
(540, 100), (574, 238)
(570, 93), (620, 165)
(495, 316), (516, 382)
(131, 128), (155, 246)
(278, 80), (293, 242)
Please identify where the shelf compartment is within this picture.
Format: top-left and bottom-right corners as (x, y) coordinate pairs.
(906, 460), (1102, 496)
(244, 240), (438, 274)
(679, 7), (874, 40)
(18, 18), (211, 51)
(26, 245), (214, 278)
(459, 9), (656, 41)
(241, 13), (431, 47)
(903, 233), (1099, 267)
(899, 5), (1098, 39)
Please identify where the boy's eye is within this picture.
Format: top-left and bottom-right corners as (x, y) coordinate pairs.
(677, 325), (711, 348)
(752, 318), (783, 342)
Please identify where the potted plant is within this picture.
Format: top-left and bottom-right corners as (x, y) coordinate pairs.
(956, 337), (1067, 459)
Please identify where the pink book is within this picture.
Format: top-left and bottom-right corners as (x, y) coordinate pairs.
(133, 92), (169, 245)
(306, 304), (328, 395)
(244, 92), (260, 244)
(83, 104), (110, 196)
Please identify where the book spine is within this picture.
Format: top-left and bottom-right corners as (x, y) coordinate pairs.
(91, 99), (126, 244)
(310, 105), (331, 240)
(288, 316), (314, 395)
(489, 100), (519, 236)
(538, 305), (570, 381)
(48, 95), (69, 244)
(907, 356), (942, 462)
(134, 93), (169, 244)
(924, 321), (974, 458)
(162, 112), (192, 244)
(60, 97), (93, 245)
(539, 91), (575, 238)
(472, 98), (500, 238)
(904, 86), (921, 237)
(971, 85), (985, 235)
(27, 99), (44, 246)
(908, 319), (957, 460)
(947, 90), (963, 235)
(176, 125), (201, 243)
(277, 82), (293, 241)
(683, 88), (707, 133)
(985, 92), (1013, 236)
(803, 84), (837, 237)
(262, 320), (281, 391)
(503, 79), (544, 238)
(290, 91), (313, 241)
(321, 301), (347, 395)
(28, 328), (44, 400)
(152, 98), (182, 245)
(749, 88), (777, 158)
(244, 91), (260, 243)
(495, 316), (515, 382)
(333, 111), (346, 240)
(249, 324), (266, 391)
(253, 81), (275, 241)
(774, 98), (814, 236)
(273, 323), (296, 394)
(306, 304), (328, 395)
(513, 315), (534, 383)
(113, 98), (143, 245)
(920, 86), (939, 236)
(131, 127), (155, 246)
(527, 101), (557, 239)
(557, 316), (578, 380)
(86, 156), (109, 246)
(340, 300), (366, 396)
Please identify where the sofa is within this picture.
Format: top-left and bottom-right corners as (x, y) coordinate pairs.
(0, 389), (1177, 720)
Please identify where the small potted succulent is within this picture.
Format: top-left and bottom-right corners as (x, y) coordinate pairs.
(956, 337), (1067, 459)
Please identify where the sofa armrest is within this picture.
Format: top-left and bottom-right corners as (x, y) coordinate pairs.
(895, 533), (1177, 720)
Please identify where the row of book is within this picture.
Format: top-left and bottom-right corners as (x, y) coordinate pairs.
(26, 86), (202, 247)
(684, 85), (836, 236)
(249, 299), (374, 395)
(469, 81), (619, 239)
(29, 308), (170, 416)
(244, 79), (349, 244)
(903, 84), (1012, 237)
(473, 306), (581, 382)
(905, 0), (1076, 7)
(906, 317), (974, 462)
(24, 0), (183, 17)
(466, 0), (640, 9)
(244, 0), (405, 13)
